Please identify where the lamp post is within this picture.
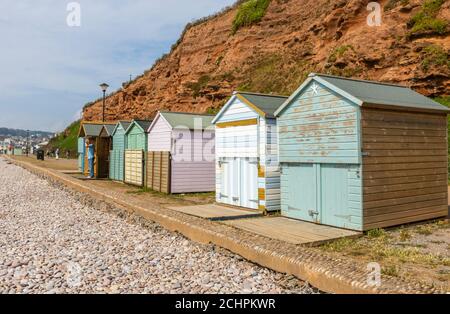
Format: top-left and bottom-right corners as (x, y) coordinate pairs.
(99, 83), (109, 122)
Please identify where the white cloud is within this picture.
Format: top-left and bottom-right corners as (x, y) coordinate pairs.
(0, 0), (236, 131)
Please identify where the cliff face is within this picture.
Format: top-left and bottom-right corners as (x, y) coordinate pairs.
(83, 0), (450, 121)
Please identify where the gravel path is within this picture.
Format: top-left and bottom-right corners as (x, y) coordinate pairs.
(0, 158), (316, 294)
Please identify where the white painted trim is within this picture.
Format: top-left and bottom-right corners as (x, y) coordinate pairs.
(212, 94), (238, 124)
(274, 76), (364, 117)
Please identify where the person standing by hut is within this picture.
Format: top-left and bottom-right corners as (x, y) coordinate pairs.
(55, 148), (60, 160)
(86, 138), (95, 179)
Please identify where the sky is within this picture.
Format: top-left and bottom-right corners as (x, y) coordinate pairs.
(0, 0), (235, 132)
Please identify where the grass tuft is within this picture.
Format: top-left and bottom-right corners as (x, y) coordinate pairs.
(407, 0), (448, 37)
(421, 44), (450, 71)
(367, 228), (387, 238)
(232, 0), (271, 34)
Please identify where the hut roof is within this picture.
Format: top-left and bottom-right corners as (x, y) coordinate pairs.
(125, 120), (153, 134)
(112, 121), (132, 136)
(275, 73), (449, 116)
(150, 112), (215, 131)
(212, 92), (288, 124)
(78, 122), (116, 137)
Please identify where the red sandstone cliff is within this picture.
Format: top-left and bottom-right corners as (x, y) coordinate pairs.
(83, 0), (450, 122)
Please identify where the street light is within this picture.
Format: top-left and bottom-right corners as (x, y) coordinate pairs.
(99, 83), (109, 122)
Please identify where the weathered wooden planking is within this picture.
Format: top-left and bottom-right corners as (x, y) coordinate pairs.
(364, 174), (448, 187)
(146, 151), (170, 193)
(363, 156), (447, 164)
(363, 167), (448, 179)
(223, 217), (360, 245)
(362, 149), (447, 157)
(124, 150), (144, 186)
(215, 96), (281, 212)
(362, 127), (447, 137)
(361, 107), (448, 230)
(278, 82), (360, 165)
(364, 199), (448, 220)
(363, 179), (447, 193)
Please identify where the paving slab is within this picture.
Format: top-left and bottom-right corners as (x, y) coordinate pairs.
(167, 204), (263, 221)
(223, 216), (361, 245)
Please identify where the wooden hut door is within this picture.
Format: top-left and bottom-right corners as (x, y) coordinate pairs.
(96, 137), (110, 178)
(282, 164), (318, 223)
(239, 158), (258, 209)
(219, 158), (258, 210)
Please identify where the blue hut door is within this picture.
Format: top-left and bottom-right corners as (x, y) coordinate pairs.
(283, 164), (318, 223)
(283, 163), (359, 228)
(320, 164), (359, 228)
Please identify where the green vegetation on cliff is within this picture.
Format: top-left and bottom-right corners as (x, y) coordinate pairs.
(408, 0), (448, 37)
(47, 120), (80, 157)
(232, 0), (271, 34)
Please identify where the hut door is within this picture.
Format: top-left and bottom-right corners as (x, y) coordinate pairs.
(220, 158), (240, 207)
(97, 138), (110, 178)
(239, 158), (258, 210)
(283, 164), (318, 223)
(320, 164), (357, 229)
(283, 163), (358, 228)
(219, 158), (258, 209)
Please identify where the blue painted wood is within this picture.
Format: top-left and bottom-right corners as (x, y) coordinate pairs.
(77, 137), (85, 172)
(320, 164), (362, 230)
(278, 80), (363, 230)
(277, 81), (361, 164)
(280, 163), (317, 223)
(110, 124), (127, 181)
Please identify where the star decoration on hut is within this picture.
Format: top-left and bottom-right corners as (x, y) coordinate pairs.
(311, 83), (319, 95)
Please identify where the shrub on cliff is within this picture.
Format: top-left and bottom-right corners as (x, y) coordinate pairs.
(407, 0), (448, 37)
(232, 0), (271, 34)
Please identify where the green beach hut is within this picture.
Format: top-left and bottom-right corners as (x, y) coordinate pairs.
(124, 120), (152, 186)
(109, 121), (131, 181)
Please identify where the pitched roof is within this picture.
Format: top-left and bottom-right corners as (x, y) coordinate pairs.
(158, 112), (215, 130)
(125, 120), (153, 134)
(275, 73), (449, 115)
(212, 91), (288, 123)
(237, 92), (288, 117)
(103, 124), (116, 136)
(79, 123), (103, 137)
(119, 121), (131, 130)
(112, 121), (131, 136)
(79, 122), (116, 137)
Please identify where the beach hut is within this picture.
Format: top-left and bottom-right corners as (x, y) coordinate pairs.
(109, 121), (131, 182)
(124, 120), (152, 186)
(212, 92), (288, 211)
(275, 73), (449, 231)
(78, 122), (115, 178)
(146, 111), (215, 193)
